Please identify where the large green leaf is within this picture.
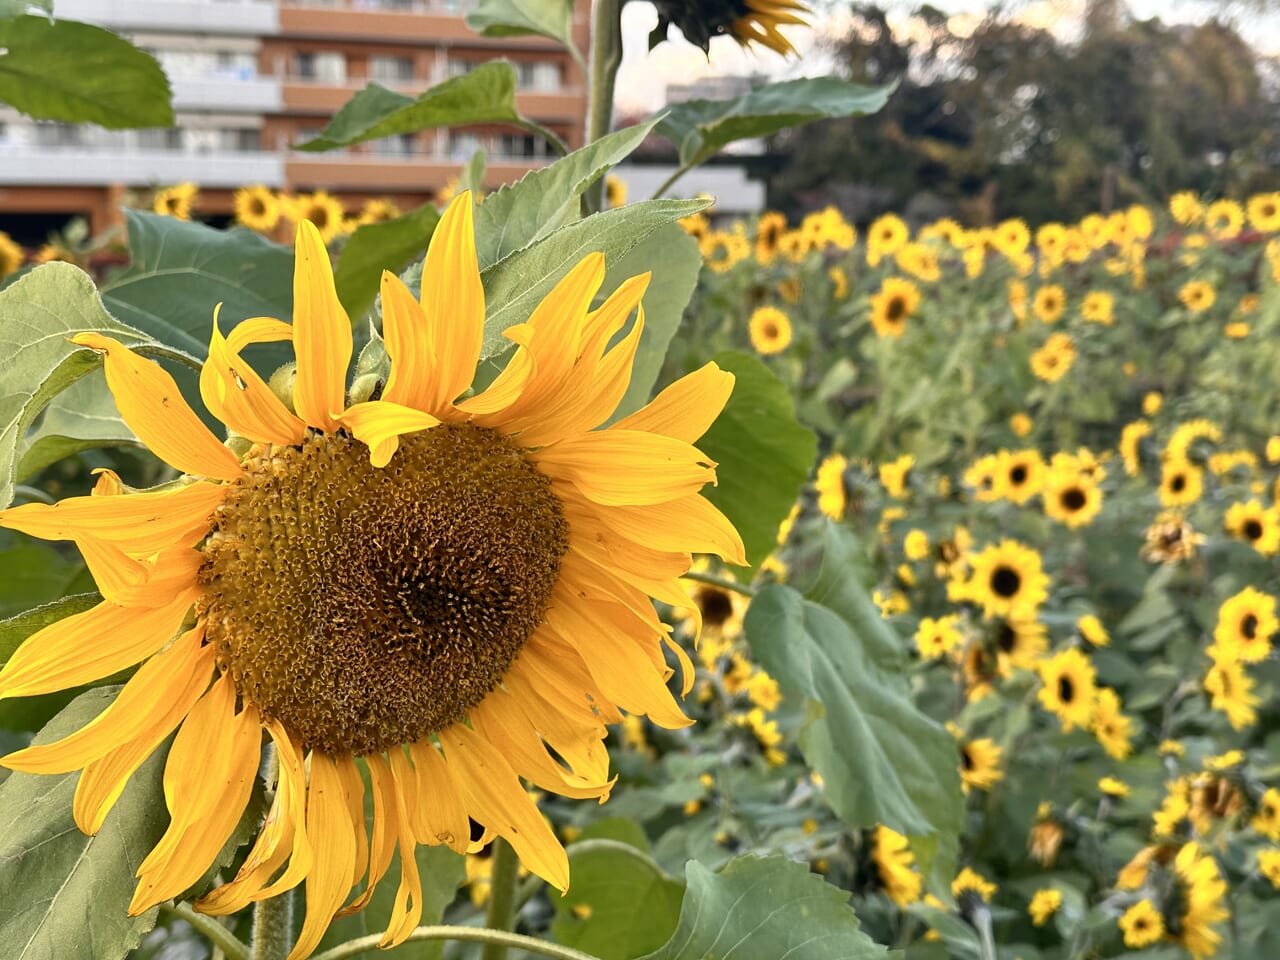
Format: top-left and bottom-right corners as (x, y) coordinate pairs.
(744, 524), (964, 851)
(637, 855), (891, 960)
(655, 77), (893, 168)
(0, 263), (159, 508)
(466, 0), (575, 47)
(478, 198), (707, 359)
(0, 16), (173, 128)
(296, 62), (558, 153)
(601, 223), (700, 420)
(17, 369), (140, 481)
(473, 120), (657, 269)
(0, 687), (171, 959)
(334, 203), (440, 322)
(550, 840), (685, 960)
(695, 352), (816, 569)
(101, 212), (295, 362)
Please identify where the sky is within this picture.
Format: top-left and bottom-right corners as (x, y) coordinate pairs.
(613, 0), (1279, 114)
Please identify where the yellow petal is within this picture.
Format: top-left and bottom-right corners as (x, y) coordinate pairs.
(406, 738), (470, 854)
(226, 316), (295, 353)
(3, 624), (208, 774)
(201, 312), (306, 446)
(379, 752), (424, 947)
(71, 333), (241, 480)
(562, 506), (691, 582)
(0, 481), (225, 555)
(611, 361), (735, 443)
(588, 495), (745, 566)
(130, 680), (262, 914)
(76, 537), (203, 608)
(337, 400), (440, 468)
(0, 589), (197, 700)
(336, 753), (370, 887)
(291, 219), (352, 432)
(456, 325), (535, 417)
(513, 629), (621, 725)
(338, 752), (397, 917)
(501, 659), (612, 784)
(380, 271), (435, 412)
(287, 752), (360, 960)
(438, 723), (569, 891)
(419, 192), (484, 411)
(532, 430), (716, 506)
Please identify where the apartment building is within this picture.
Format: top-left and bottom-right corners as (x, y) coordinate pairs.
(0, 0), (589, 240)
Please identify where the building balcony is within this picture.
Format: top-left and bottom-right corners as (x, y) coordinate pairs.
(172, 77), (283, 112)
(286, 152), (547, 191)
(277, 1), (564, 47)
(55, 0), (279, 35)
(0, 147), (284, 188)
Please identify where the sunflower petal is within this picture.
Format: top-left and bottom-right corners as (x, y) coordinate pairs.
(420, 193), (485, 411)
(0, 589), (196, 700)
(338, 400), (440, 468)
(0, 481), (225, 555)
(438, 723), (569, 891)
(291, 219), (352, 432)
(76, 537), (204, 608)
(380, 271), (435, 412)
(532, 430), (716, 506)
(201, 312), (306, 446)
(501, 659), (612, 784)
(71, 334), (242, 481)
(226, 316), (295, 353)
(288, 752), (360, 960)
(611, 361), (735, 443)
(379, 756), (424, 947)
(588, 495), (745, 566)
(406, 737), (470, 854)
(339, 752), (397, 917)
(2, 624), (208, 774)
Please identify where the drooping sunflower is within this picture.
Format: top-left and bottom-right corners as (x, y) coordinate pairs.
(153, 182), (199, 221)
(748, 305), (792, 354)
(957, 539), (1049, 620)
(727, 0), (808, 55)
(1141, 509), (1203, 564)
(1212, 587), (1277, 663)
(814, 453), (848, 520)
(1224, 500), (1280, 555)
(871, 825), (922, 906)
(1170, 842), (1230, 958)
(0, 194), (743, 957)
(1042, 468), (1102, 528)
(1029, 332), (1075, 382)
(286, 190), (347, 244)
(951, 866), (997, 904)
(234, 185), (281, 232)
(1119, 419), (1151, 476)
(1119, 899), (1165, 948)
(958, 736), (1004, 793)
(1032, 284), (1066, 324)
(1036, 648), (1097, 732)
(869, 276), (921, 338)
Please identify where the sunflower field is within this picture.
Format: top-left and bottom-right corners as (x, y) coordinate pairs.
(2, 2), (1280, 960)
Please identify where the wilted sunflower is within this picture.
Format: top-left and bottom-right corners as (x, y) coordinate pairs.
(1224, 500), (1280, 555)
(153, 181), (199, 220)
(1212, 587), (1277, 663)
(0, 194), (743, 957)
(1036, 648), (1097, 732)
(869, 276), (920, 338)
(1028, 802), (1064, 866)
(234, 185), (280, 232)
(1141, 509), (1203, 564)
(649, 0), (808, 56)
(748, 305), (792, 354)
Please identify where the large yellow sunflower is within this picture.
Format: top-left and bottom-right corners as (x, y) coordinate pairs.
(1212, 586), (1277, 663)
(1036, 648), (1097, 732)
(727, 0), (808, 55)
(955, 539), (1049, 619)
(1042, 468), (1102, 528)
(154, 181), (199, 221)
(0, 193), (743, 958)
(1224, 500), (1280, 555)
(1171, 842), (1230, 958)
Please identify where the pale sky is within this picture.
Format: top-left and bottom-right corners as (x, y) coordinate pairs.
(613, 0), (1278, 114)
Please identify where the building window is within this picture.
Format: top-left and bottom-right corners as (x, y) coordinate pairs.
(370, 55), (414, 83)
(34, 123), (84, 148)
(497, 133), (539, 158)
(223, 129), (262, 151)
(296, 51), (346, 83)
(137, 128), (183, 151)
(370, 133), (416, 156)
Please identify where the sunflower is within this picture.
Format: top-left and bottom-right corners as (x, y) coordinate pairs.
(1032, 284), (1066, 323)
(1169, 191), (1203, 226)
(1042, 468), (1102, 528)
(1099, 776), (1131, 798)
(725, 0), (808, 55)
(869, 276), (921, 338)
(1179, 280), (1216, 313)
(153, 182), (198, 220)
(871, 825), (921, 906)
(1077, 614), (1109, 647)
(1141, 510), (1203, 564)
(866, 213), (908, 266)
(1118, 421), (1150, 476)
(748, 305), (792, 354)
(1225, 321), (1250, 339)
(951, 866), (997, 903)
(1029, 332), (1075, 382)
(993, 616), (1047, 673)
(1204, 199), (1244, 240)
(286, 190), (347, 244)
(753, 210), (787, 264)
(958, 737), (1004, 793)
(604, 174), (627, 209)
(879, 453), (914, 498)
(0, 194), (743, 956)
(999, 448), (1045, 505)
(1009, 412), (1032, 437)
(1203, 656), (1259, 730)
(1158, 459), (1203, 507)
(677, 560), (747, 669)
(358, 198), (403, 224)
(814, 453), (848, 520)
(1036, 648), (1097, 732)
(1224, 500), (1280, 555)
(828, 264), (849, 299)
(915, 615), (963, 659)
(1028, 888), (1061, 926)
(1080, 289), (1114, 324)
(1119, 899), (1165, 948)
(1091, 687), (1134, 760)
(0, 229), (23, 278)
(963, 453), (1006, 502)
(1212, 587), (1277, 663)
(1171, 842), (1230, 958)
(903, 528), (929, 560)
(1166, 419), (1221, 461)
(233, 185), (280, 232)
(959, 539), (1049, 619)
(1028, 803), (1064, 865)
(1252, 788), (1280, 840)
(992, 217), (1030, 257)
(1259, 850), (1280, 888)
(1248, 191), (1280, 232)
(1008, 279), (1029, 323)
(894, 242), (940, 282)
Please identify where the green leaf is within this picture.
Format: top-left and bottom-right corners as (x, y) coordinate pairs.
(101, 211), (295, 361)
(296, 62), (557, 153)
(695, 351), (817, 569)
(0, 592), (99, 668)
(655, 77), (893, 168)
(0, 547), (91, 623)
(0, 262), (158, 508)
(460, 148), (487, 195)
(0, 16), (173, 128)
(478, 198), (708, 360)
(601, 223), (700, 420)
(0, 687), (171, 958)
(637, 855), (891, 960)
(744, 523), (964, 846)
(17, 369), (140, 480)
(473, 120), (658, 269)
(334, 204), (440, 322)
(551, 840), (684, 960)
(467, 0), (575, 46)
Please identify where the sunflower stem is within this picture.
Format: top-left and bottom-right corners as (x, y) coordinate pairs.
(312, 926), (605, 960)
(583, 0), (623, 212)
(161, 902), (249, 960)
(480, 837), (521, 960)
(973, 904), (998, 960)
(250, 888), (294, 960)
(682, 569), (756, 597)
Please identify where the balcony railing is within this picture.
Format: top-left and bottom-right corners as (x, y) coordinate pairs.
(55, 0), (279, 35)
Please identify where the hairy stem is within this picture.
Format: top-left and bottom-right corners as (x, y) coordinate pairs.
(584, 0), (623, 211)
(250, 889), (294, 960)
(480, 837), (520, 960)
